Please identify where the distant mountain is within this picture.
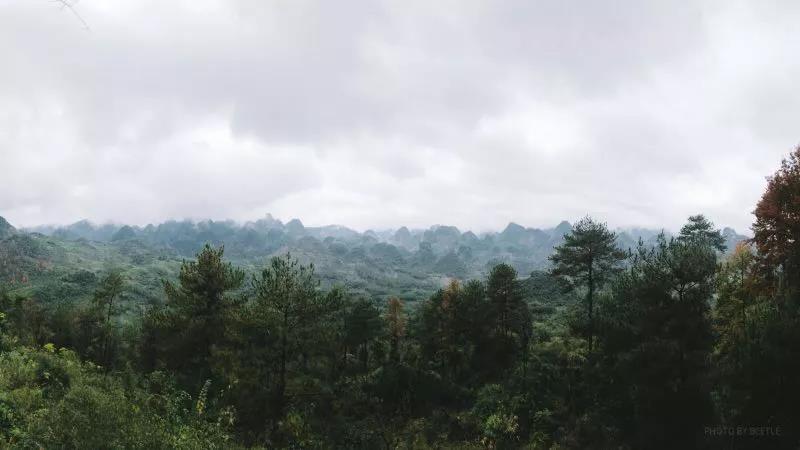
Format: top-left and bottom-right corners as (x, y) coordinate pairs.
(308, 225), (361, 241)
(17, 215), (750, 287)
(0, 216), (16, 239)
(393, 226), (417, 250)
(498, 222), (551, 247)
(251, 213), (283, 230)
(1, 213), (752, 313)
(111, 225), (137, 242)
(722, 227), (750, 252)
(285, 218), (306, 237)
(499, 222), (527, 243)
(433, 251), (468, 278)
(551, 221), (572, 238)
(52, 219), (119, 242)
(422, 225), (462, 253)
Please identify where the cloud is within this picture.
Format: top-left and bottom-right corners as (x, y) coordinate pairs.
(0, 0), (797, 232)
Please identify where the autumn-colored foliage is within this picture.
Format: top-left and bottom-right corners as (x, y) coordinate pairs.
(752, 146), (800, 282)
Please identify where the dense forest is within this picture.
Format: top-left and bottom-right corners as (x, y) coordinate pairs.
(1, 148), (799, 449)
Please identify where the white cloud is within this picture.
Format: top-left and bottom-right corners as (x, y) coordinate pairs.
(0, 0), (797, 232)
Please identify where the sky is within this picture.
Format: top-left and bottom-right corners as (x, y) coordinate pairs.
(1, 0), (798, 233)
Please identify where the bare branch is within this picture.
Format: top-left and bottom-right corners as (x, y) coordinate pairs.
(51, 0), (90, 31)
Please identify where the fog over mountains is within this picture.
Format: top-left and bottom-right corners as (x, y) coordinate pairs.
(17, 214), (748, 281)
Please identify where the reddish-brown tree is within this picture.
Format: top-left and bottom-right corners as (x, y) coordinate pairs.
(752, 146), (800, 288)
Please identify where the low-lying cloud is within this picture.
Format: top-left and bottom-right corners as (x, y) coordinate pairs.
(1, 0), (797, 233)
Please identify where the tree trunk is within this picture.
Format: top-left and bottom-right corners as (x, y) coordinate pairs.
(101, 294), (115, 371)
(588, 263), (594, 351)
(277, 310), (288, 417)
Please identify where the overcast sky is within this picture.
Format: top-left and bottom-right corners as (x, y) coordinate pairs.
(1, 0), (798, 232)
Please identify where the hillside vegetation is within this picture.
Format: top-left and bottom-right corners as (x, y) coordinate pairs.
(3, 147), (798, 448)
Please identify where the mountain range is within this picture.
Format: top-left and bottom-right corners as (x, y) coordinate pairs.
(1, 214), (749, 306)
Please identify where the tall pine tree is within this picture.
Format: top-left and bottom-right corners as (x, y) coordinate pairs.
(145, 244), (244, 389)
(550, 217), (626, 350)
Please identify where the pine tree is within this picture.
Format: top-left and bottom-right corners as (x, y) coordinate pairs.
(487, 264), (527, 339)
(92, 270), (125, 369)
(250, 254), (341, 420)
(385, 297), (405, 364)
(677, 214), (726, 252)
(344, 298), (383, 372)
(150, 244), (245, 389)
(550, 217), (626, 350)
(597, 227), (717, 449)
(486, 264), (531, 379)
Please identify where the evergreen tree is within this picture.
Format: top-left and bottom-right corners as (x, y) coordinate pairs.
(597, 228), (717, 449)
(712, 241), (777, 436)
(550, 216), (626, 350)
(344, 298), (383, 372)
(678, 214), (726, 252)
(249, 254), (342, 425)
(385, 297), (406, 364)
(415, 280), (471, 381)
(487, 264), (527, 338)
(92, 270), (125, 369)
(486, 263), (531, 378)
(146, 245), (245, 389)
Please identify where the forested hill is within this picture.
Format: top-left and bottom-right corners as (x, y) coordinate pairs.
(0, 216), (15, 239)
(23, 215), (748, 277)
(0, 200), (793, 449)
(0, 214), (747, 313)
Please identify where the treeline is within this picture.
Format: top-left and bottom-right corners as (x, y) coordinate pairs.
(2, 149), (800, 448)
